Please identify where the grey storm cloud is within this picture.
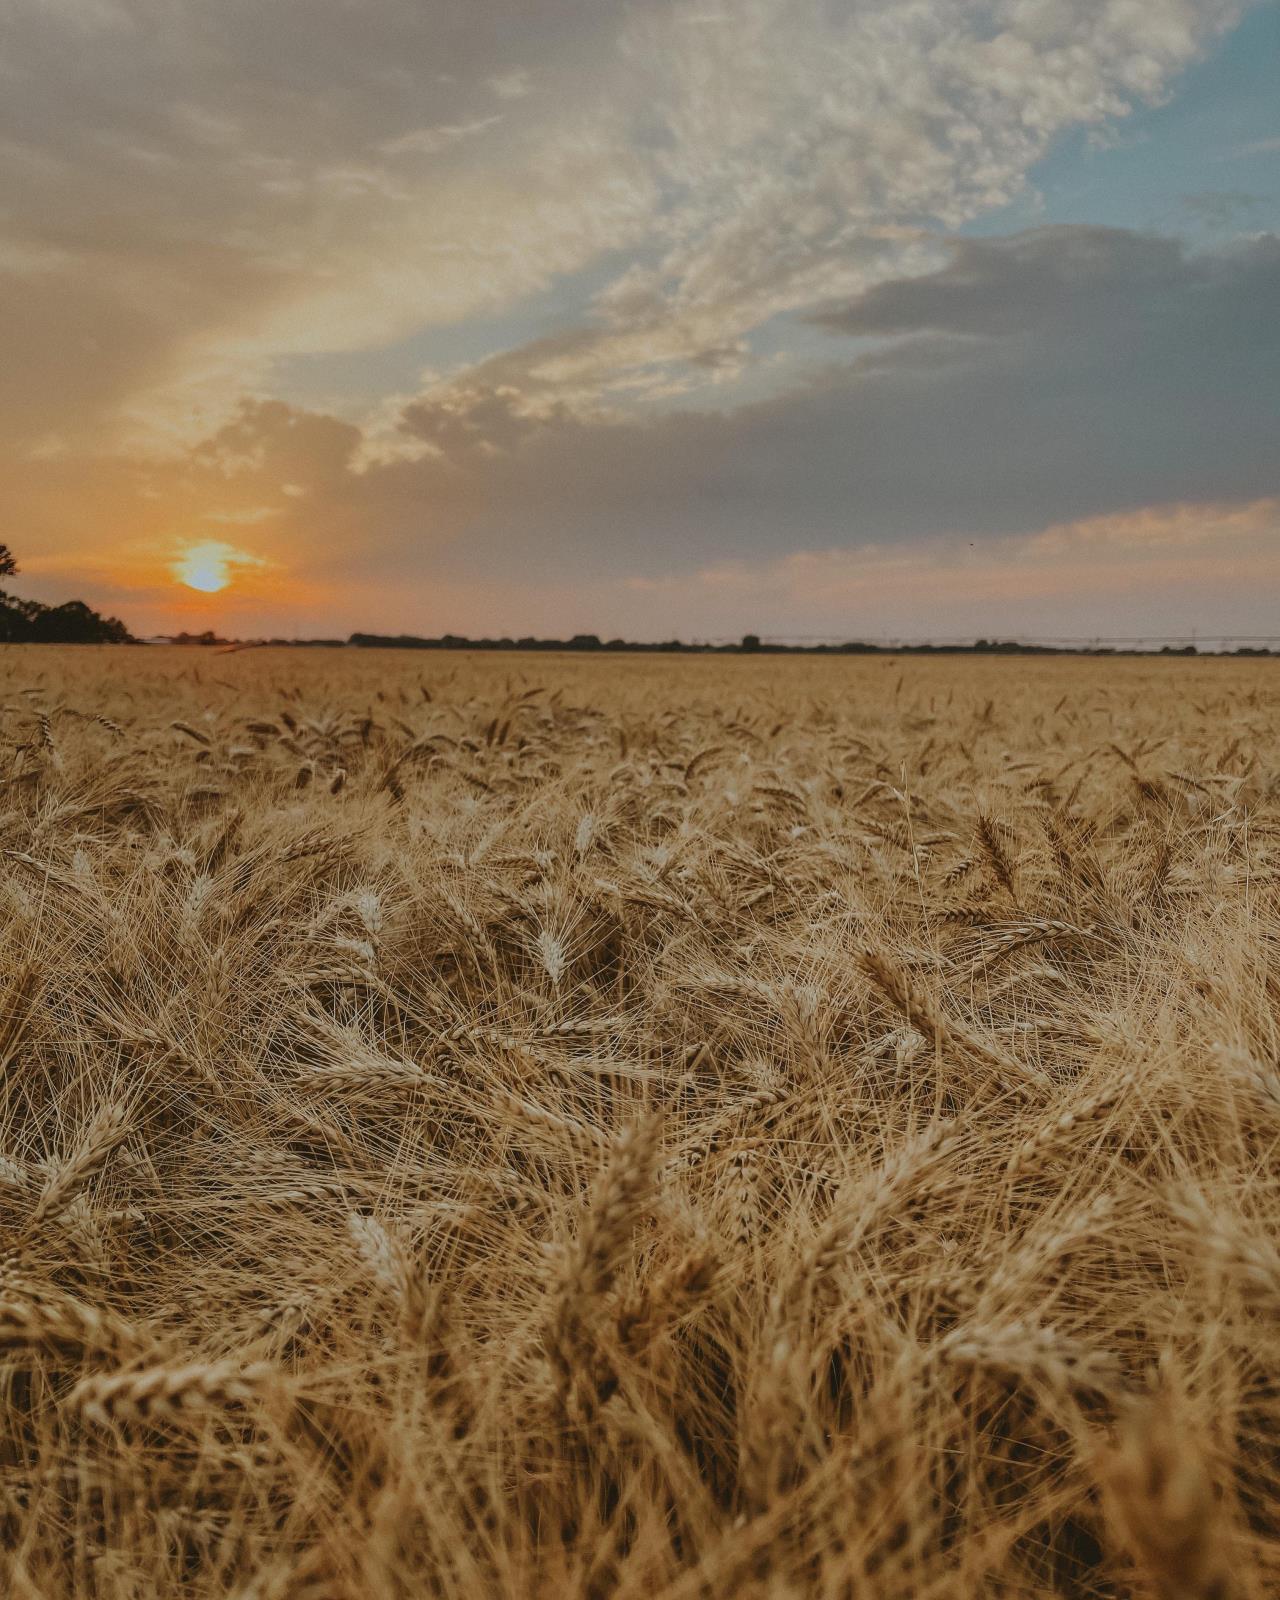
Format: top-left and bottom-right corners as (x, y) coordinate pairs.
(372, 225), (1280, 583)
(806, 226), (1219, 339)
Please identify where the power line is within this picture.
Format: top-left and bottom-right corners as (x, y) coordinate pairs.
(701, 634), (1280, 648)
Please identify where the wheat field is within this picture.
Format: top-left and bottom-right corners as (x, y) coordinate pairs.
(1, 645), (1277, 1599)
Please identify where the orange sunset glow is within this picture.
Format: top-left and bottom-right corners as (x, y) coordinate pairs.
(1, 1), (1276, 644)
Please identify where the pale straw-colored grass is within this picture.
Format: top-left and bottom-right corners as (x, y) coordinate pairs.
(0, 644), (1277, 1597)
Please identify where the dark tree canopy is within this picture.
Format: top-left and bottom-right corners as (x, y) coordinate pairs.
(0, 544), (133, 643)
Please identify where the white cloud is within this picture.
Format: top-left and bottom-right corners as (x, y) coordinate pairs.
(365, 0), (1249, 436)
(0, 0), (1248, 457)
(378, 116), (502, 158)
(487, 69), (532, 100)
(1228, 134), (1280, 159)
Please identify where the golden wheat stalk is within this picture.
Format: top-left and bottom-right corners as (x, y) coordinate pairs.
(858, 946), (1049, 1093)
(29, 1101), (132, 1228)
(0, 1287), (138, 1357)
(71, 1359), (280, 1427)
(1097, 1399), (1235, 1600)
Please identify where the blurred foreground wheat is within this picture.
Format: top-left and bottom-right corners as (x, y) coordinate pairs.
(1, 646), (1277, 1598)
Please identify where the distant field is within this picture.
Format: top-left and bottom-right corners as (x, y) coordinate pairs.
(2, 646), (1278, 1597)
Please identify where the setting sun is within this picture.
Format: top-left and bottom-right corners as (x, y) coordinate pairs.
(172, 540), (241, 593)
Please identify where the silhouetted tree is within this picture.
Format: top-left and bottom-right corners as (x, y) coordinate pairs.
(28, 600), (132, 644)
(0, 543), (133, 643)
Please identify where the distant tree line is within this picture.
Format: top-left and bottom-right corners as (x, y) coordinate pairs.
(344, 631), (1273, 657)
(0, 545), (133, 643)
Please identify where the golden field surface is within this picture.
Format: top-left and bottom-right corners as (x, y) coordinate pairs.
(1, 645), (1278, 1599)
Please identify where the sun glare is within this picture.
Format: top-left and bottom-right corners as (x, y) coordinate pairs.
(172, 541), (238, 593)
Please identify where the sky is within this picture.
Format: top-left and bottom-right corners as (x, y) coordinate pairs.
(3, 0), (1278, 642)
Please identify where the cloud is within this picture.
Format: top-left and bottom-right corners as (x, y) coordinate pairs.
(0, 0), (656, 444)
(807, 224), (1226, 339)
(377, 117), (502, 159)
(607, 497), (1280, 640)
(487, 70), (532, 101)
(0, 0), (1249, 456)
(352, 227), (1279, 588)
(1180, 191), (1266, 229)
(13, 219), (1274, 647)
(1227, 135), (1280, 159)
(1027, 497), (1280, 557)
(2, 0), (1271, 639)
(327, 0), (1255, 446)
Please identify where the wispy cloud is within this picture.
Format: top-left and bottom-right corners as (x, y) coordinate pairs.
(1, 0), (1271, 637)
(378, 116), (502, 158)
(1226, 134), (1280, 158)
(0, 0), (1248, 450)
(487, 69), (531, 101)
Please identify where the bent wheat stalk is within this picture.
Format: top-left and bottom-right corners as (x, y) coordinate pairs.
(71, 1359), (280, 1427)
